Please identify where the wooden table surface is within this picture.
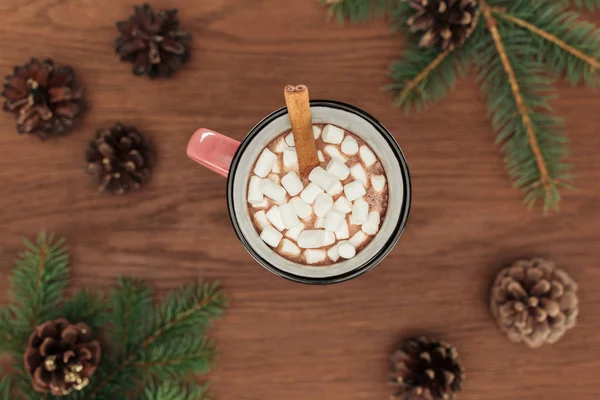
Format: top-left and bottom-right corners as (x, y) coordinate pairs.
(1, 1), (599, 399)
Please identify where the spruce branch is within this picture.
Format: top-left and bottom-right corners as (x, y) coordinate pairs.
(323, 0), (398, 23)
(135, 380), (208, 400)
(0, 308), (21, 354)
(0, 373), (13, 400)
(8, 232), (69, 342)
(56, 290), (109, 330)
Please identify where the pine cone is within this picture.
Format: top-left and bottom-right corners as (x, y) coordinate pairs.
(407, 0), (480, 50)
(115, 4), (192, 78)
(85, 123), (154, 195)
(1, 58), (85, 138)
(391, 337), (464, 400)
(490, 258), (579, 348)
(23, 318), (100, 396)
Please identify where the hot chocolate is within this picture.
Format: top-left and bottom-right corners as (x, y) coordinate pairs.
(247, 124), (388, 266)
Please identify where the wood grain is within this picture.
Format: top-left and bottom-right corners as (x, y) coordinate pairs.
(1, 1), (600, 399)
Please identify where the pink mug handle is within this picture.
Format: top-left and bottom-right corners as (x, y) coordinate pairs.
(186, 128), (241, 178)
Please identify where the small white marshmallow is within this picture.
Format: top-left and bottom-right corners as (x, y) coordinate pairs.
(260, 226), (282, 248)
(268, 173), (280, 184)
(323, 231), (336, 246)
(314, 193), (334, 217)
(359, 145), (377, 167)
(341, 136), (359, 155)
(322, 124), (345, 144)
(313, 125), (322, 139)
(281, 239), (301, 256)
(248, 176), (264, 204)
(327, 245), (340, 262)
(308, 166), (339, 191)
(300, 183), (324, 204)
(266, 206), (286, 231)
(279, 203), (301, 229)
(297, 230), (325, 249)
(333, 196), (352, 214)
(285, 223), (304, 241)
(349, 231), (368, 247)
(338, 241), (356, 259)
(254, 210), (271, 231)
(304, 249), (326, 264)
(371, 175), (386, 192)
(290, 197), (312, 219)
(274, 139), (288, 153)
(323, 210), (345, 232)
(326, 180), (343, 197)
(344, 180), (367, 201)
(335, 220), (350, 240)
(326, 158), (350, 180)
(281, 171), (304, 196)
(317, 150), (325, 163)
(285, 132), (295, 147)
(350, 164), (368, 187)
(362, 211), (380, 235)
(271, 161), (281, 174)
(324, 145), (347, 162)
(315, 217), (325, 228)
(260, 179), (287, 202)
(283, 147), (298, 169)
(350, 198), (369, 225)
(253, 148), (277, 178)
(250, 198), (269, 209)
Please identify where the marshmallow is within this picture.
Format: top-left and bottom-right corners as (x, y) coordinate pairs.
(350, 164), (368, 187)
(285, 223), (304, 241)
(360, 145), (377, 167)
(327, 245), (340, 262)
(290, 197), (312, 219)
(266, 206), (286, 231)
(324, 145), (347, 162)
(308, 167), (339, 191)
(341, 136), (359, 155)
(304, 249), (326, 264)
(371, 175), (386, 192)
(314, 193), (334, 217)
(300, 183), (324, 204)
(297, 230), (325, 249)
(279, 203), (301, 229)
(268, 173), (280, 184)
(344, 180), (367, 201)
(349, 231), (368, 247)
(338, 241), (356, 259)
(322, 124), (345, 144)
(313, 125), (322, 139)
(317, 151), (325, 163)
(323, 210), (345, 232)
(248, 176), (263, 204)
(254, 148), (277, 178)
(281, 239), (301, 256)
(285, 132), (295, 147)
(260, 226), (282, 248)
(335, 220), (350, 240)
(274, 139), (288, 153)
(350, 198), (369, 225)
(283, 147), (298, 169)
(326, 158), (350, 180)
(315, 217), (325, 228)
(260, 179), (287, 202)
(326, 180), (343, 197)
(250, 198), (269, 209)
(271, 161), (281, 174)
(254, 210), (271, 231)
(323, 231), (336, 246)
(362, 211), (380, 235)
(281, 171), (304, 196)
(333, 196), (352, 214)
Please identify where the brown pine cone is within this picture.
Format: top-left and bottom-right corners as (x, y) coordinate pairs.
(1, 58), (85, 138)
(391, 337), (464, 400)
(407, 0), (480, 50)
(115, 4), (192, 78)
(23, 318), (101, 396)
(85, 123), (154, 195)
(490, 258), (579, 348)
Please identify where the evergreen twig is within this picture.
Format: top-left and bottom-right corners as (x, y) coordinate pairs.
(134, 380), (208, 400)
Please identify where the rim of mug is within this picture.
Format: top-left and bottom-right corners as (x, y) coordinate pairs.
(226, 100), (411, 284)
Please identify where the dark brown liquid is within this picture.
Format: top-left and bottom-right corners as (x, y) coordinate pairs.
(248, 124), (388, 266)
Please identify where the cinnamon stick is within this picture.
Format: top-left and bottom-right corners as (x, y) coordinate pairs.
(284, 85), (320, 179)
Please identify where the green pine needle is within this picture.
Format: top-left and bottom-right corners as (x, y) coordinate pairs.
(135, 380), (208, 400)
(56, 289), (109, 330)
(0, 308), (21, 355)
(323, 0), (399, 23)
(0, 373), (13, 400)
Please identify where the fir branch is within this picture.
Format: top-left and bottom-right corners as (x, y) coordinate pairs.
(558, 0), (600, 11)
(56, 290), (109, 331)
(134, 380), (208, 400)
(9, 232), (69, 342)
(478, 1), (571, 210)
(0, 373), (13, 400)
(493, 1), (600, 87)
(323, 0), (398, 23)
(0, 308), (21, 354)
